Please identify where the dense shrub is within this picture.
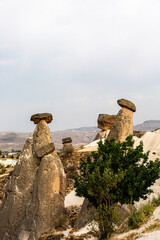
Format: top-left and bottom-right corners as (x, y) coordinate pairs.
(74, 135), (160, 239)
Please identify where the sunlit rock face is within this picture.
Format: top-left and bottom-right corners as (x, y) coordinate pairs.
(107, 99), (136, 142)
(0, 114), (66, 240)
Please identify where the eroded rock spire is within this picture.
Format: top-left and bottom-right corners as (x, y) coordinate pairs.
(0, 113), (66, 240)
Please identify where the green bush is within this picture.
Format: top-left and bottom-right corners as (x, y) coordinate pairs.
(73, 135), (160, 239)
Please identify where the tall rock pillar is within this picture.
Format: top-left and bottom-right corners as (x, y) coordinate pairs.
(107, 99), (136, 142)
(0, 113), (66, 240)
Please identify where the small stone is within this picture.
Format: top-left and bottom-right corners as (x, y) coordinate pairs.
(117, 99), (136, 112)
(98, 114), (116, 130)
(36, 142), (55, 158)
(62, 137), (72, 144)
(30, 113), (53, 124)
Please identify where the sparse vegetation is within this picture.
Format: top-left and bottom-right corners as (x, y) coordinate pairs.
(73, 135), (160, 239)
(128, 194), (160, 229)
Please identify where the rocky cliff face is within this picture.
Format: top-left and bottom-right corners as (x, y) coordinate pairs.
(0, 114), (66, 240)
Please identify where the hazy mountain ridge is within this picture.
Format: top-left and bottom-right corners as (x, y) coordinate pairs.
(0, 121), (160, 152)
(133, 120), (160, 131)
(0, 127), (99, 152)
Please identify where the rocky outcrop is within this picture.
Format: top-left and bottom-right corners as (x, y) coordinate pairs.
(107, 99), (136, 142)
(0, 113), (65, 240)
(94, 114), (116, 140)
(74, 198), (96, 228)
(98, 114), (116, 130)
(62, 137), (74, 154)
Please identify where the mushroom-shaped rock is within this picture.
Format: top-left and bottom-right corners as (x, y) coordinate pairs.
(117, 99), (136, 112)
(62, 137), (74, 154)
(30, 113), (53, 124)
(107, 99), (136, 142)
(98, 114), (116, 130)
(0, 115), (65, 240)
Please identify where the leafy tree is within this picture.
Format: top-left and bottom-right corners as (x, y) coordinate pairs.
(0, 150), (2, 156)
(73, 135), (160, 239)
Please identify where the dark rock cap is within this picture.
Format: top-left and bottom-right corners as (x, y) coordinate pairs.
(62, 137), (72, 144)
(117, 99), (136, 112)
(30, 113), (53, 124)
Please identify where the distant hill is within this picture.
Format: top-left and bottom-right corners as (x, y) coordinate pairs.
(1, 121), (160, 152)
(133, 120), (160, 131)
(0, 127), (99, 152)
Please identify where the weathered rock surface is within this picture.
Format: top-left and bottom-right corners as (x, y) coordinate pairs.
(36, 142), (55, 158)
(34, 120), (55, 157)
(98, 114), (116, 130)
(0, 119), (65, 240)
(62, 143), (74, 154)
(31, 113), (53, 124)
(117, 99), (136, 112)
(107, 99), (136, 142)
(62, 137), (74, 154)
(94, 130), (109, 140)
(74, 198), (96, 229)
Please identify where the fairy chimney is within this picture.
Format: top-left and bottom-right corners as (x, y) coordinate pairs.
(0, 113), (66, 240)
(107, 99), (136, 142)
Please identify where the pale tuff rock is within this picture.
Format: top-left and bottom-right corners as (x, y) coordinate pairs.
(74, 198), (96, 229)
(94, 130), (109, 140)
(36, 142), (55, 158)
(107, 99), (135, 142)
(0, 114), (65, 240)
(33, 120), (55, 158)
(30, 113), (53, 124)
(62, 137), (74, 154)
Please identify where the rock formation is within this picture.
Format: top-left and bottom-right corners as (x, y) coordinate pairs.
(62, 137), (74, 154)
(0, 113), (66, 240)
(107, 98), (136, 142)
(94, 114), (116, 140)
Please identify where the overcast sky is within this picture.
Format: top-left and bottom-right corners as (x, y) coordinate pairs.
(1, 0), (160, 132)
